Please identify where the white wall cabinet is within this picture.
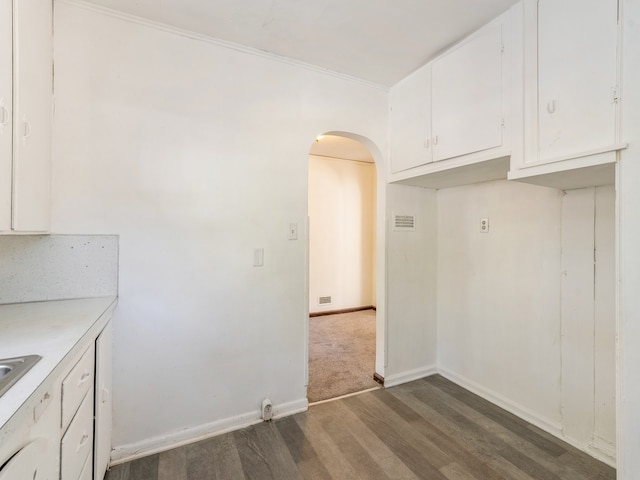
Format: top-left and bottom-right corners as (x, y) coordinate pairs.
(389, 64), (432, 173)
(0, 0), (52, 233)
(432, 22), (504, 162)
(509, 0), (623, 188)
(389, 10), (513, 188)
(535, 0), (619, 163)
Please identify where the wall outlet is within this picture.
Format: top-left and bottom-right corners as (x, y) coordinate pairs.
(262, 398), (273, 421)
(480, 218), (489, 233)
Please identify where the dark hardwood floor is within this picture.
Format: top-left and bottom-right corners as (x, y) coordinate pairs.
(105, 375), (615, 480)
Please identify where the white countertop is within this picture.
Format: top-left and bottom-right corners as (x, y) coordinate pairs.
(0, 296), (117, 430)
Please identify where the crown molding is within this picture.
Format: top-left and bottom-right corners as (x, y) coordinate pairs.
(56, 0), (389, 93)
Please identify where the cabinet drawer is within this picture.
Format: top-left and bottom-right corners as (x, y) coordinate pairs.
(61, 345), (95, 430)
(61, 389), (94, 480)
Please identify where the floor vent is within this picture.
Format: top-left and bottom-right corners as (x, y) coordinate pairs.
(318, 296), (332, 305)
(393, 213), (416, 231)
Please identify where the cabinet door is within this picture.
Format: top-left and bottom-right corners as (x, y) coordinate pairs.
(0, 0), (12, 231)
(0, 439), (53, 480)
(389, 63), (432, 173)
(432, 23), (503, 161)
(94, 321), (113, 480)
(536, 0), (618, 162)
(11, 0), (51, 231)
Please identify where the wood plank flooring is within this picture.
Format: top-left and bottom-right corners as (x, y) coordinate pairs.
(105, 375), (615, 480)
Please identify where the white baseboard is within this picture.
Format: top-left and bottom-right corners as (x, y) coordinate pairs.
(437, 367), (563, 437)
(109, 397), (308, 466)
(437, 368), (616, 469)
(384, 365), (437, 388)
(587, 434), (616, 467)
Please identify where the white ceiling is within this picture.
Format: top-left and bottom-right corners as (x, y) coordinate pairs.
(80, 0), (519, 87)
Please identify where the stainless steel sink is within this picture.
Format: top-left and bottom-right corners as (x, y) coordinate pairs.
(0, 355), (42, 398)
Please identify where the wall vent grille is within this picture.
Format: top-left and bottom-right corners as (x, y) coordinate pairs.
(393, 213), (416, 231)
(318, 296), (332, 305)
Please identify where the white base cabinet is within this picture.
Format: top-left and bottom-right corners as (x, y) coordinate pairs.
(0, 317), (113, 480)
(94, 321), (113, 480)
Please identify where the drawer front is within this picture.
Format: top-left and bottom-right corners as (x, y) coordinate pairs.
(62, 345), (95, 430)
(61, 389), (94, 480)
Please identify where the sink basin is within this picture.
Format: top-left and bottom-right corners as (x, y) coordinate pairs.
(0, 355), (42, 398)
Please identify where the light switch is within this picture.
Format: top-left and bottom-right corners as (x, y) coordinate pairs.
(288, 223), (298, 240)
(253, 248), (264, 267)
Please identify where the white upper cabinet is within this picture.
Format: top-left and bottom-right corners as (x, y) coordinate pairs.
(389, 64), (432, 173)
(0, 0), (13, 230)
(388, 8), (515, 188)
(0, 0), (52, 233)
(524, 0), (620, 166)
(432, 23), (504, 162)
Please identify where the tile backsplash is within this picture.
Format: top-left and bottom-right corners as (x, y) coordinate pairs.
(0, 235), (118, 304)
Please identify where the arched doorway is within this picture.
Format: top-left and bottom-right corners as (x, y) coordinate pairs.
(306, 132), (383, 403)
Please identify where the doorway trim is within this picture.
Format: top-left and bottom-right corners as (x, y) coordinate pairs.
(304, 130), (387, 391)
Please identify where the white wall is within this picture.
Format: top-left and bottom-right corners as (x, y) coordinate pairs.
(437, 180), (563, 431)
(618, 0), (640, 475)
(308, 154), (376, 313)
(52, 2), (388, 459)
(437, 179), (616, 463)
(383, 183), (438, 385)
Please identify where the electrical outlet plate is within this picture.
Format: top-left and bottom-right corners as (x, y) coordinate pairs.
(480, 218), (489, 233)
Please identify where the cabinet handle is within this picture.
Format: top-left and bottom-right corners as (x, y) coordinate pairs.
(433, 135), (439, 146)
(77, 433), (89, 452)
(424, 139), (430, 149)
(23, 121), (31, 138)
(102, 387), (110, 404)
(78, 371), (91, 384)
(547, 100), (556, 114)
(0, 105), (8, 125)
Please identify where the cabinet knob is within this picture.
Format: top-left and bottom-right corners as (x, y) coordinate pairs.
(547, 100), (556, 114)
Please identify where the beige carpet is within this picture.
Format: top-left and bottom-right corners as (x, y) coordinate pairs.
(308, 309), (379, 403)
